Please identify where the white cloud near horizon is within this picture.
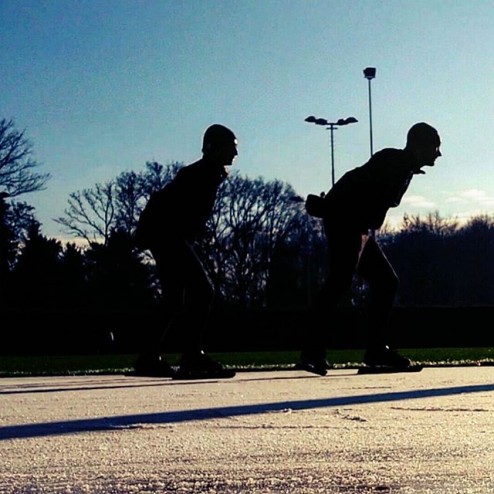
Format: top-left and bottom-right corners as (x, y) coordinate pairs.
(400, 195), (436, 209)
(445, 189), (494, 208)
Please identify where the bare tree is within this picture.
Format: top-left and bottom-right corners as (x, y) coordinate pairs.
(55, 161), (183, 246)
(198, 171), (305, 307)
(139, 161), (183, 196)
(55, 182), (117, 245)
(0, 118), (50, 197)
(113, 171), (143, 235)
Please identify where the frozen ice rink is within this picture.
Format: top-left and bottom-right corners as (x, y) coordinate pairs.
(1, 367), (494, 493)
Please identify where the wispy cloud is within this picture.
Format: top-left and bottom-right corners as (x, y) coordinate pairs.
(445, 189), (494, 208)
(401, 195), (436, 209)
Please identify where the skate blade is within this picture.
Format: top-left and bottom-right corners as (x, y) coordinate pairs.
(358, 364), (423, 375)
(172, 369), (236, 380)
(294, 362), (327, 377)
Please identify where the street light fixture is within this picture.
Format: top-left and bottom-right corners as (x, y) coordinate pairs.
(363, 67), (376, 157)
(305, 115), (358, 186)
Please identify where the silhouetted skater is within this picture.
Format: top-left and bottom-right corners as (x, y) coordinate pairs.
(298, 122), (442, 376)
(133, 124), (238, 379)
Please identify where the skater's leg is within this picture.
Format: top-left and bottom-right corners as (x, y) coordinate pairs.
(169, 241), (234, 378)
(178, 240), (215, 356)
(357, 235), (398, 349)
(298, 228), (362, 374)
(357, 235), (410, 367)
(132, 242), (185, 376)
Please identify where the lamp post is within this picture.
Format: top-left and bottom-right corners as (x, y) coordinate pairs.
(363, 67), (376, 157)
(363, 67), (376, 237)
(305, 115), (358, 186)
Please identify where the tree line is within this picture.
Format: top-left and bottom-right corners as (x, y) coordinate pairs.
(2, 117), (494, 315)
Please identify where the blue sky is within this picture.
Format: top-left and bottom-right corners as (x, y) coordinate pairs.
(2, 0), (494, 240)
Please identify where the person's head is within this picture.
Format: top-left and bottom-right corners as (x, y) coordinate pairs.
(405, 122), (442, 168)
(202, 124), (238, 167)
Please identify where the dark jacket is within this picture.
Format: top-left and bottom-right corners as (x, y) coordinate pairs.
(322, 148), (418, 233)
(134, 159), (227, 249)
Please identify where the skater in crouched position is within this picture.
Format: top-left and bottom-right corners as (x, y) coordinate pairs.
(133, 124), (238, 379)
(298, 122), (442, 376)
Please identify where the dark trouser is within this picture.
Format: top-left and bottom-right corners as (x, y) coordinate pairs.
(147, 238), (214, 356)
(305, 229), (398, 357)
